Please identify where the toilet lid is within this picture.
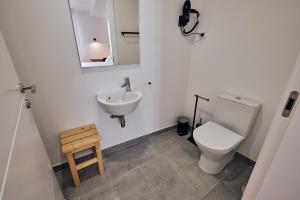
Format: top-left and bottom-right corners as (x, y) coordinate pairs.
(193, 121), (245, 154)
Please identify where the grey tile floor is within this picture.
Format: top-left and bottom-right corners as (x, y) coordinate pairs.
(55, 129), (253, 200)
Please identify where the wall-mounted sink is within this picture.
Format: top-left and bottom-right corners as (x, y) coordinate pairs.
(97, 90), (142, 116)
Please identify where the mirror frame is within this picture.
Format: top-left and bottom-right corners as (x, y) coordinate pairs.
(67, 0), (140, 68)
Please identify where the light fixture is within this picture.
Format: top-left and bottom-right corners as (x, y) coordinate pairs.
(88, 39), (110, 62)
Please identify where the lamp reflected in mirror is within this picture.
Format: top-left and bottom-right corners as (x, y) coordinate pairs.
(88, 38), (111, 62)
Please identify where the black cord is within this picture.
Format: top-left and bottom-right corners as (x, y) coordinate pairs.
(180, 11), (205, 38)
(180, 25), (205, 37)
(182, 20), (199, 34)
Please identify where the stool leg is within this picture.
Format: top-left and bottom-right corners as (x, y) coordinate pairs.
(95, 143), (105, 176)
(66, 153), (80, 187)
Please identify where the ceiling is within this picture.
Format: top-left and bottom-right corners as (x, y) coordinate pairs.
(69, 0), (108, 18)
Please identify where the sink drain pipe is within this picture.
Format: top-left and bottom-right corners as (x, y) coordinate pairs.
(111, 115), (126, 128)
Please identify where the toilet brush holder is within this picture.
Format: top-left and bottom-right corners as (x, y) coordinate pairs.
(187, 94), (209, 145)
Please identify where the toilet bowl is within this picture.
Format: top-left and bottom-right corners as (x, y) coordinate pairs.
(193, 121), (244, 174)
(193, 93), (261, 174)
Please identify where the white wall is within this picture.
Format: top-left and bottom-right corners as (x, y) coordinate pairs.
(0, 0), (191, 165)
(184, 0), (300, 160)
(158, 0), (192, 125)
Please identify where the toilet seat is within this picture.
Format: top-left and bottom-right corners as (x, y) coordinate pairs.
(193, 121), (244, 155)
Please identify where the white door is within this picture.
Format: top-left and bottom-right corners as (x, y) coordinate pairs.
(254, 56), (300, 199)
(255, 86), (300, 199)
(0, 31), (64, 200)
(242, 55), (300, 199)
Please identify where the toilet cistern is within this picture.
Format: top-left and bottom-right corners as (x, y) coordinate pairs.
(121, 77), (131, 92)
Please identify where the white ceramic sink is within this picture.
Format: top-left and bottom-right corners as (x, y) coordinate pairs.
(97, 90), (142, 115)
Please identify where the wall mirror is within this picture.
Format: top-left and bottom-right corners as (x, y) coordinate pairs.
(68, 0), (140, 68)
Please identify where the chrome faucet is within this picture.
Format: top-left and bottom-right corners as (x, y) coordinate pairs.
(121, 77), (131, 92)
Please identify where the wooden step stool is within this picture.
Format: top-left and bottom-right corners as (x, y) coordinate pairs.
(60, 124), (105, 187)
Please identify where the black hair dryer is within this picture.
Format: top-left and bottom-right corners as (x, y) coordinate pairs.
(178, 0), (204, 38)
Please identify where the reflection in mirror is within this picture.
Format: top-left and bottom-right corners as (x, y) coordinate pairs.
(68, 0), (140, 67)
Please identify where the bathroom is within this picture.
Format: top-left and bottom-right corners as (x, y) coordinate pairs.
(0, 0), (300, 199)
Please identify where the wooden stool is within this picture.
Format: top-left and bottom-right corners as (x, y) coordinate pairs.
(60, 124), (105, 187)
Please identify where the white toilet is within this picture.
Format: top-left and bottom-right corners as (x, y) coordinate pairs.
(193, 93), (261, 174)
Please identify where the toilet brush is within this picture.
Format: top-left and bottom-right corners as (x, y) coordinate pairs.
(187, 94), (209, 145)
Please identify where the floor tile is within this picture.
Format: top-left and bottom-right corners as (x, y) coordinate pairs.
(145, 175), (199, 200)
(201, 182), (239, 200)
(80, 168), (152, 200)
(104, 140), (155, 180)
(55, 168), (74, 189)
(148, 130), (182, 154)
(162, 142), (199, 170)
(177, 163), (222, 199)
(222, 165), (253, 198)
(138, 155), (175, 188)
(63, 166), (111, 200)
